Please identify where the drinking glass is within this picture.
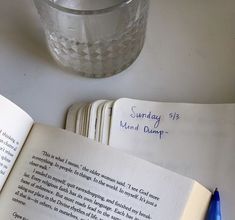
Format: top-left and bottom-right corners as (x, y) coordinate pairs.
(34, 0), (150, 78)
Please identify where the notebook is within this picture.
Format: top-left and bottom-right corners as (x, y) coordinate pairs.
(66, 98), (235, 219)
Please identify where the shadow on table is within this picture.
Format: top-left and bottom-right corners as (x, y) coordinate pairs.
(18, 24), (54, 66)
(3, 12), (56, 68)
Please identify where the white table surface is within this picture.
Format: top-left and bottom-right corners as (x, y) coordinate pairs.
(0, 0), (235, 127)
(0, 1), (235, 218)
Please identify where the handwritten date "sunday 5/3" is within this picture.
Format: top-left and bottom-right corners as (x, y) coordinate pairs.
(130, 106), (180, 128)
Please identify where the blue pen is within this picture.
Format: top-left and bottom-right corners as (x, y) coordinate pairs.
(207, 188), (222, 220)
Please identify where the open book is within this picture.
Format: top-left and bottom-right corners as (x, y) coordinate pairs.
(0, 95), (211, 219)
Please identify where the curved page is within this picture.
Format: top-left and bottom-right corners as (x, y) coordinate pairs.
(0, 124), (210, 220)
(0, 95), (33, 191)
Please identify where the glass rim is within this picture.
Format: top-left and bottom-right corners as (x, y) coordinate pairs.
(41, 0), (135, 15)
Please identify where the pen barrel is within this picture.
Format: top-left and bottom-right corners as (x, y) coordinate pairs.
(207, 201), (221, 220)
(215, 201), (222, 220)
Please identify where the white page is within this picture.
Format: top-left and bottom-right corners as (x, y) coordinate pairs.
(84, 103), (92, 137)
(0, 124), (210, 220)
(109, 98), (235, 219)
(66, 103), (85, 132)
(95, 102), (106, 142)
(81, 104), (89, 137)
(100, 101), (114, 145)
(75, 104), (87, 135)
(88, 100), (107, 140)
(0, 95), (34, 191)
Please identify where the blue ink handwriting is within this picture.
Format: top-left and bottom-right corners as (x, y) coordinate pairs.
(143, 126), (168, 139)
(130, 106), (161, 128)
(120, 121), (139, 131)
(169, 112), (180, 121)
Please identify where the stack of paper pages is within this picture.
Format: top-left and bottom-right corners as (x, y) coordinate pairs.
(66, 98), (235, 220)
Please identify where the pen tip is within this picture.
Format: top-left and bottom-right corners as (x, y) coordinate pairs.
(213, 188), (220, 201)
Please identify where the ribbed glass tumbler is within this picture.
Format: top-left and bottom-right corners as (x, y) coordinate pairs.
(33, 0), (150, 78)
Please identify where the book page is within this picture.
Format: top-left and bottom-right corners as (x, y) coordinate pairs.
(66, 103), (85, 132)
(109, 98), (235, 219)
(100, 101), (114, 145)
(88, 100), (107, 140)
(0, 95), (33, 191)
(0, 124), (210, 220)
